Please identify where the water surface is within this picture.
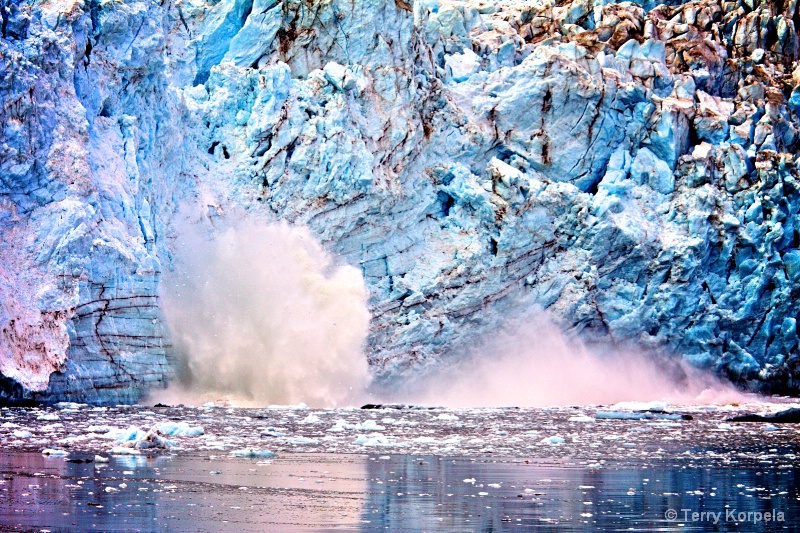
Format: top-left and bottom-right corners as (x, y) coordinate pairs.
(0, 452), (796, 532)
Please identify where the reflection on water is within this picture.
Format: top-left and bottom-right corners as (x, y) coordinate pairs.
(361, 457), (798, 531)
(0, 452), (796, 532)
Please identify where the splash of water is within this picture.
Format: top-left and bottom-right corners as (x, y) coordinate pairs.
(156, 219), (371, 407)
(379, 313), (745, 407)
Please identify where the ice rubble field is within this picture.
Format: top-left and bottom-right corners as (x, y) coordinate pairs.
(3, 401), (800, 467)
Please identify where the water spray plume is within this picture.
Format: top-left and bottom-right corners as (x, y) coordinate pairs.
(379, 313), (746, 407)
(157, 218), (371, 407)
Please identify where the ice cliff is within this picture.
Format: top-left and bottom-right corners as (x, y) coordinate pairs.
(3, 0), (800, 403)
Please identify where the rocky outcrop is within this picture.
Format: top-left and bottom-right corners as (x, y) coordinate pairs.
(3, 0), (800, 403)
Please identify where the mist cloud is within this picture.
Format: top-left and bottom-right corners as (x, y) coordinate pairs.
(157, 219), (371, 407)
(380, 313), (744, 407)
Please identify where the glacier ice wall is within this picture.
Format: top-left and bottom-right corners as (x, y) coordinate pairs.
(2, 0), (800, 403)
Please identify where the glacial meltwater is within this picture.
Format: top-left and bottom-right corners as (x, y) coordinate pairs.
(0, 402), (798, 531)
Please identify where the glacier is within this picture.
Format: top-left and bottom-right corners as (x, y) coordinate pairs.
(2, 0), (800, 403)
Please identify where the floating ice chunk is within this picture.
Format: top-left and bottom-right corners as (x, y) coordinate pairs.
(434, 414), (459, 421)
(41, 448), (69, 456)
(287, 436), (319, 445)
(609, 401), (668, 412)
(133, 431), (176, 449)
(540, 436), (565, 445)
(463, 478), (476, 484)
(105, 486), (119, 492)
(413, 436), (439, 444)
(56, 402), (86, 410)
(1, 422), (19, 428)
(488, 483), (501, 488)
(86, 425), (115, 434)
(353, 434), (375, 445)
(59, 435), (92, 445)
(352, 433), (404, 447)
(94, 455), (109, 463)
(595, 411), (649, 420)
(328, 419), (386, 432)
(568, 415), (595, 423)
(13, 430), (31, 439)
(155, 422), (205, 437)
(355, 420), (385, 431)
(111, 426), (147, 443)
(647, 421), (681, 428)
(230, 449), (276, 458)
(380, 418), (418, 427)
(299, 414), (321, 424)
(37, 413), (59, 421)
(326, 419), (349, 432)
(109, 447), (141, 455)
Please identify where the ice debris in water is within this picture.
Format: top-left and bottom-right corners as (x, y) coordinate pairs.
(328, 419), (386, 432)
(299, 414), (321, 424)
(260, 428), (286, 437)
(287, 436), (320, 445)
(230, 449), (276, 458)
(41, 448), (69, 457)
(4, 402), (794, 465)
(353, 433), (406, 447)
(109, 447), (141, 455)
(112, 426), (148, 443)
(156, 422), (205, 437)
(56, 402), (86, 410)
(595, 412), (653, 420)
(93, 422), (204, 451)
